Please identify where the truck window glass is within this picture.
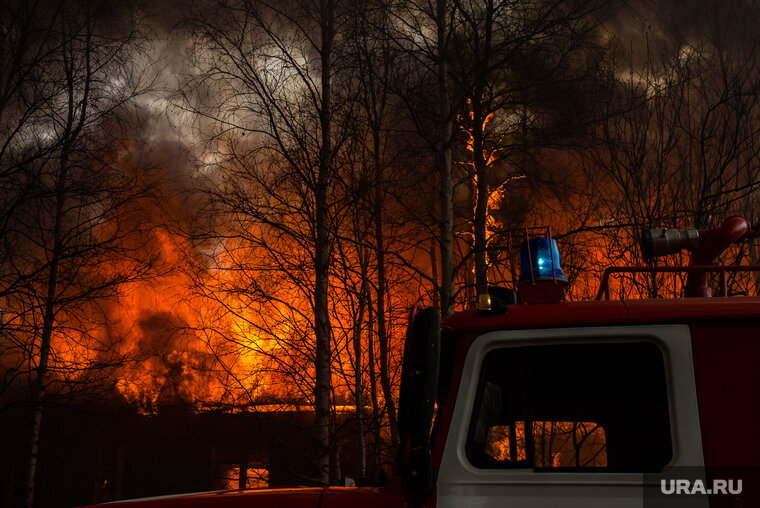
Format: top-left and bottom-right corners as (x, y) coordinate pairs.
(466, 342), (672, 472)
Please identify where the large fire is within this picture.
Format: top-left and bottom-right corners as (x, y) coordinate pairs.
(106, 232), (301, 412)
(46, 217), (385, 414)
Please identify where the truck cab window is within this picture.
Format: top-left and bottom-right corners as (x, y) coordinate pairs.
(466, 342), (672, 472)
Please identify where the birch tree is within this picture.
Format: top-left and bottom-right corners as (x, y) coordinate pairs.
(183, 0), (351, 485)
(0, 1), (154, 506)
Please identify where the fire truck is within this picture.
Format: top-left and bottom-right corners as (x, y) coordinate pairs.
(87, 216), (760, 507)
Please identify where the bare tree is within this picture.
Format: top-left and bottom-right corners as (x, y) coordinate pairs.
(344, 0), (406, 458)
(583, 0), (760, 298)
(450, 0), (607, 297)
(0, 1), (156, 505)
(181, 0), (355, 485)
(385, 0), (459, 316)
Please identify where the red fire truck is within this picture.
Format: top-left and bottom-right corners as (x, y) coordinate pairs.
(86, 216), (760, 507)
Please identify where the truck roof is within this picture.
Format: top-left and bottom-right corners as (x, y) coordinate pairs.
(442, 296), (760, 334)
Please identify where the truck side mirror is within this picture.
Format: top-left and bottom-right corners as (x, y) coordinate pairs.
(397, 307), (441, 507)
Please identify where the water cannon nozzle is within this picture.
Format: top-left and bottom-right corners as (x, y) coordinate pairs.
(641, 228), (699, 260)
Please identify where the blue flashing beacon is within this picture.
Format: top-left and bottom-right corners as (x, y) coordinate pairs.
(519, 238), (567, 283)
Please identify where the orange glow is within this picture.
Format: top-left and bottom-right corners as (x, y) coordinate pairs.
(222, 466), (269, 490)
(486, 421), (607, 468)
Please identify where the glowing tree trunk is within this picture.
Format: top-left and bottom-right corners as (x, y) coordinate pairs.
(472, 104), (490, 297)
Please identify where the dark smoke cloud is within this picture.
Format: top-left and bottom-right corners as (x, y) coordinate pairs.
(606, 0), (760, 68)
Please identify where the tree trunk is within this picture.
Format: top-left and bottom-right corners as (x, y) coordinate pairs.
(20, 53), (85, 496)
(313, 0), (335, 486)
(353, 245), (368, 477)
(313, 111), (333, 484)
(472, 100), (490, 297)
(21, 157), (69, 508)
(429, 240), (440, 308)
(470, 0), (493, 298)
(437, 0), (455, 316)
(373, 147), (399, 453)
(21, 277), (57, 508)
(366, 289), (382, 478)
(238, 458), (248, 490)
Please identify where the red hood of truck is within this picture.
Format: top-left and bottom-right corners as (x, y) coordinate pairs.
(83, 485), (405, 508)
(83, 488), (325, 508)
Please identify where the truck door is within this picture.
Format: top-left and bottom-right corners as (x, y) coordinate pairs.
(436, 325), (706, 508)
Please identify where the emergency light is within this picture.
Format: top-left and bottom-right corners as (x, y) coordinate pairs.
(519, 238), (567, 283)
